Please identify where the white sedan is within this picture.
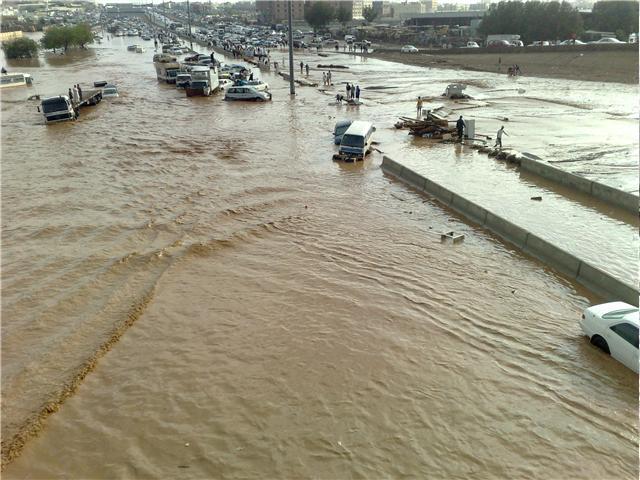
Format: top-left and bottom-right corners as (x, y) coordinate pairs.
(590, 37), (625, 44)
(401, 45), (419, 53)
(580, 301), (639, 373)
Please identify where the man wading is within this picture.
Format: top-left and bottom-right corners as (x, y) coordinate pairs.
(495, 126), (508, 148)
(416, 96), (423, 118)
(456, 116), (466, 142)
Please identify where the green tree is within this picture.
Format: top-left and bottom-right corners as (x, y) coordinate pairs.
(1, 37), (39, 59)
(589, 1), (638, 38)
(336, 4), (352, 28)
(362, 6), (378, 23)
(71, 23), (94, 49)
(304, 1), (335, 32)
(479, 0), (583, 43)
(41, 26), (68, 51)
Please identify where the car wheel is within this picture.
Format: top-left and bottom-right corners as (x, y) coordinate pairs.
(591, 335), (610, 355)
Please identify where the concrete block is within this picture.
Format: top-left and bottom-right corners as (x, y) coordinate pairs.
(485, 212), (529, 247)
(591, 181), (639, 214)
(381, 156), (404, 176)
(577, 262), (639, 306)
(400, 168), (427, 190)
(524, 234), (581, 277)
(424, 178), (454, 205)
(450, 194), (488, 224)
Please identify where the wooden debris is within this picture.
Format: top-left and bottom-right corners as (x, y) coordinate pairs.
(318, 64), (349, 69)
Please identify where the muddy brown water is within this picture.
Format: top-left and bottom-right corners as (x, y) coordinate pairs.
(1, 35), (638, 478)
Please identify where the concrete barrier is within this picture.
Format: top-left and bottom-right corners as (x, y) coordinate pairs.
(485, 212), (530, 248)
(518, 156), (638, 214)
(524, 235), (582, 277)
(381, 158), (639, 305)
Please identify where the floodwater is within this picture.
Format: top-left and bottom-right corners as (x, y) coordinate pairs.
(1, 34), (638, 478)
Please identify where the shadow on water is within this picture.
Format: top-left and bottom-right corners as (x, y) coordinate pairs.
(5, 57), (41, 69)
(43, 49), (95, 67)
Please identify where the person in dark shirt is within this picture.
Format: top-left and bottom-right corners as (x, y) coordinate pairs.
(456, 116), (466, 141)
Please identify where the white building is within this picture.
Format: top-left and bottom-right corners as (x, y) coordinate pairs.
(352, 0), (373, 19)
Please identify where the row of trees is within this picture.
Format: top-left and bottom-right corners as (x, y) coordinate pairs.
(1, 37), (39, 59)
(589, 1), (638, 39)
(303, 2), (378, 32)
(478, 1), (583, 43)
(479, 1), (638, 42)
(41, 24), (94, 52)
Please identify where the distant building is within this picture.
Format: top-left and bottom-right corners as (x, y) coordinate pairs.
(352, 0), (373, 19)
(256, 0), (304, 24)
(392, 1), (426, 20)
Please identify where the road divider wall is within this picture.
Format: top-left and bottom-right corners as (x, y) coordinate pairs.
(518, 156), (638, 214)
(382, 156), (639, 306)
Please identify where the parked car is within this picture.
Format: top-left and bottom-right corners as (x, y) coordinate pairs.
(101, 84), (119, 98)
(464, 41), (480, 48)
(527, 40), (551, 47)
(590, 37), (625, 44)
(401, 45), (419, 53)
(580, 301), (639, 373)
(558, 39), (586, 45)
(487, 40), (512, 48)
(510, 40), (524, 47)
(224, 85), (271, 101)
(333, 119), (353, 144)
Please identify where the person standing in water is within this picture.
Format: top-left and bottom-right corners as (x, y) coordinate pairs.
(456, 116), (466, 142)
(416, 96), (423, 118)
(494, 126), (508, 148)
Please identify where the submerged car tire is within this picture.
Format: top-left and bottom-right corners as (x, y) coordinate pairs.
(591, 335), (610, 354)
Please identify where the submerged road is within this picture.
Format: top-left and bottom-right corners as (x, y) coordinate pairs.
(1, 35), (638, 478)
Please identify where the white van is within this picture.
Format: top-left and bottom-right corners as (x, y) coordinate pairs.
(339, 121), (376, 159)
(344, 35), (355, 43)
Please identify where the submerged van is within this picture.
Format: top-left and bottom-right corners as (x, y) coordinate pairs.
(339, 121), (375, 159)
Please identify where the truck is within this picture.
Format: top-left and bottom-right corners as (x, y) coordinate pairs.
(485, 34), (521, 47)
(38, 95), (76, 123)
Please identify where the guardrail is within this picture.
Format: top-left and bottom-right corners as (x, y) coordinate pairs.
(373, 42), (638, 55)
(381, 155), (639, 306)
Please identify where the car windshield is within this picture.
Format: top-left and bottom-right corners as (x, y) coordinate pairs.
(191, 81), (207, 87)
(341, 134), (364, 148)
(41, 99), (68, 113)
(103, 88), (117, 95)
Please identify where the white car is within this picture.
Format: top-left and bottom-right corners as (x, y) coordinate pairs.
(464, 41), (480, 48)
(580, 301), (639, 373)
(591, 37), (625, 44)
(401, 45), (419, 53)
(558, 39), (586, 45)
(224, 85), (271, 101)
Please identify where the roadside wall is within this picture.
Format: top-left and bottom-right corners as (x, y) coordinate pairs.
(375, 43), (638, 56)
(518, 156), (639, 214)
(382, 156), (639, 306)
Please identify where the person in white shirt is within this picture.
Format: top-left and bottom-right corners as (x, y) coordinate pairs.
(495, 126), (508, 148)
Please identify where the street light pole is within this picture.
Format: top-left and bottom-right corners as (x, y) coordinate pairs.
(187, 0), (193, 50)
(287, 0), (295, 95)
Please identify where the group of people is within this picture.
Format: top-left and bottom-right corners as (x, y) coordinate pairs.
(345, 83), (361, 102)
(299, 61), (310, 76)
(322, 70), (333, 86)
(507, 64), (522, 77)
(68, 84), (83, 104)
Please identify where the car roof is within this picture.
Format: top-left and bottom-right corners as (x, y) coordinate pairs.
(335, 119), (353, 128)
(344, 121), (374, 137)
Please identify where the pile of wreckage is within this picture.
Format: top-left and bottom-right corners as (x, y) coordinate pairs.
(394, 111), (456, 140)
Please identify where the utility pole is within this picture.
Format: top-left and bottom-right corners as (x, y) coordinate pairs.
(287, 0), (295, 95)
(187, 0), (193, 50)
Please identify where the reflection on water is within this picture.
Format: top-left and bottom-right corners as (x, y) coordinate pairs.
(1, 34), (638, 478)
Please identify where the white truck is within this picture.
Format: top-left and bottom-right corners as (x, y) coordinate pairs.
(38, 95), (76, 123)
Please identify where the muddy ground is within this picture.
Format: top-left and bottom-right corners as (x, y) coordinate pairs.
(369, 49), (639, 84)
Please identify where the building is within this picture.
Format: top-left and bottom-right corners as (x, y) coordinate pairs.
(352, 0), (373, 19)
(256, 0), (305, 24)
(392, 1), (426, 20)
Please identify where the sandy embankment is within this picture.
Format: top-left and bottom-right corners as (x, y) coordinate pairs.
(369, 49), (639, 84)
